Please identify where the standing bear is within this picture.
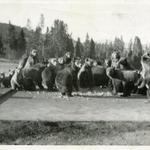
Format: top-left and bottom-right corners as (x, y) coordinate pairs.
(55, 58), (81, 97)
(106, 67), (141, 97)
(11, 68), (36, 91)
(11, 68), (22, 90)
(22, 63), (46, 90)
(42, 58), (57, 91)
(117, 57), (134, 70)
(78, 58), (94, 90)
(92, 65), (109, 87)
(1, 70), (15, 88)
(138, 52), (150, 101)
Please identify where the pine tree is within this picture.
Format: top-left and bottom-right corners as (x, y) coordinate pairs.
(128, 39), (133, 52)
(95, 43), (104, 60)
(131, 36), (143, 69)
(0, 35), (4, 55)
(39, 14), (45, 32)
(105, 41), (113, 59)
(113, 36), (124, 52)
(31, 26), (43, 59)
(84, 33), (90, 58)
(26, 18), (32, 31)
(17, 29), (26, 57)
(75, 38), (83, 57)
(90, 38), (95, 59)
(127, 39), (133, 58)
(44, 27), (50, 47)
(66, 35), (74, 56)
(26, 30), (34, 55)
(37, 14), (45, 57)
(133, 36), (143, 56)
(50, 19), (71, 57)
(8, 22), (18, 50)
(33, 26), (42, 49)
(44, 27), (53, 57)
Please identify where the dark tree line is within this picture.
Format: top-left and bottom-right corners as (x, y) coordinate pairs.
(0, 21), (27, 59)
(0, 14), (148, 69)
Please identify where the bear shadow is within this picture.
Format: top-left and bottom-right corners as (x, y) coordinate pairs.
(74, 93), (146, 100)
(11, 96), (33, 99)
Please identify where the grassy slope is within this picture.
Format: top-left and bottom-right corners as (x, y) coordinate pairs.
(0, 23), (30, 38)
(0, 121), (150, 145)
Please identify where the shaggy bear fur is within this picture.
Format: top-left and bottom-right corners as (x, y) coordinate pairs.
(118, 57), (134, 70)
(92, 65), (109, 87)
(22, 63), (46, 90)
(42, 64), (57, 91)
(78, 61), (93, 90)
(139, 53), (150, 99)
(106, 67), (141, 96)
(1, 70), (15, 88)
(55, 60), (80, 97)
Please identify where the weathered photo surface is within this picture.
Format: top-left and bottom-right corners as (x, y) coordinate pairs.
(0, 0), (150, 147)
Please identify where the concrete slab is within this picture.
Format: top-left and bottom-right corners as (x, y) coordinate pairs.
(0, 91), (149, 121)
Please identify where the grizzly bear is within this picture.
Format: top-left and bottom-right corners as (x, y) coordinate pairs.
(22, 63), (46, 90)
(42, 58), (57, 91)
(55, 59), (81, 97)
(11, 68), (22, 90)
(92, 65), (109, 87)
(139, 52), (150, 100)
(2, 70), (15, 88)
(78, 58), (94, 90)
(118, 57), (134, 70)
(63, 52), (72, 65)
(11, 68), (36, 91)
(106, 67), (141, 96)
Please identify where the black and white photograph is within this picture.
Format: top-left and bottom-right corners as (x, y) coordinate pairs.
(0, 0), (150, 147)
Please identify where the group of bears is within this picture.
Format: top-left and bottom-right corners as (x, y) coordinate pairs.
(1, 50), (150, 100)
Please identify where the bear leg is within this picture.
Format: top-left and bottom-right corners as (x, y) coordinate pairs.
(66, 91), (73, 97)
(122, 81), (132, 97)
(47, 81), (54, 91)
(37, 80), (44, 90)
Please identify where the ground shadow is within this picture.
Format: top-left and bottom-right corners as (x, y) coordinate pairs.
(0, 90), (17, 105)
(74, 93), (147, 100)
(11, 96), (33, 99)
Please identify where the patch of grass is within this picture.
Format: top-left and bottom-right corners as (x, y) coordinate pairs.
(0, 121), (150, 145)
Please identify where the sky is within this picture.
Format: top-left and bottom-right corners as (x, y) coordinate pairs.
(0, 0), (150, 44)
